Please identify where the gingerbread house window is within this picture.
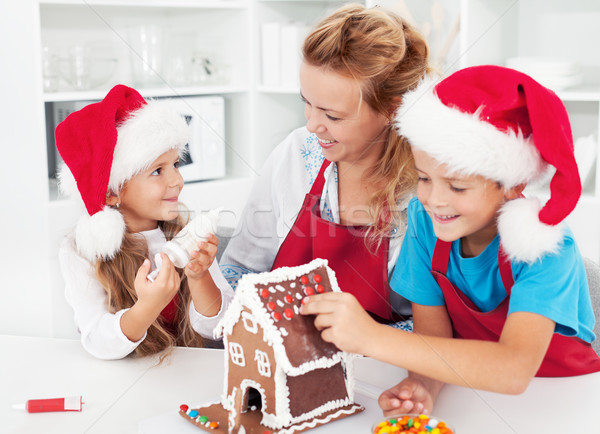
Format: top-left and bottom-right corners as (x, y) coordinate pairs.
(254, 350), (271, 377)
(229, 342), (245, 367)
(241, 311), (258, 334)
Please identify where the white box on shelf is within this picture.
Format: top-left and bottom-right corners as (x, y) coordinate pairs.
(261, 22), (281, 86)
(280, 22), (309, 89)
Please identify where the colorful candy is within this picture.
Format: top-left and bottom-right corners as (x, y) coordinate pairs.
(372, 414), (454, 434)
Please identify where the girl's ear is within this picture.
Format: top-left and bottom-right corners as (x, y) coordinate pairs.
(106, 191), (119, 206)
(504, 183), (526, 200)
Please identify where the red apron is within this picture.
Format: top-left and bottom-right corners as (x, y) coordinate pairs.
(431, 239), (600, 377)
(271, 161), (393, 321)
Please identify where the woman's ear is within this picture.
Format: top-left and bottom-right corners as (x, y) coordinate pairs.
(504, 183), (526, 200)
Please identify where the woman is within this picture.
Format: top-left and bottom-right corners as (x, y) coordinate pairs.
(221, 4), (430, 321)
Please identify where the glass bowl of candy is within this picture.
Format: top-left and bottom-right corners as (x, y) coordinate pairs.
(372, 413), (454, 433)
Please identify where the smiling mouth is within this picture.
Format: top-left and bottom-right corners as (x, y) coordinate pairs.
(318, 138), (338, 148)
(433, 213), (459, 223)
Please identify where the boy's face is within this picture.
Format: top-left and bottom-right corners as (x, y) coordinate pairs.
(413, 149), (508, 257)
(113, 148), (184, 233)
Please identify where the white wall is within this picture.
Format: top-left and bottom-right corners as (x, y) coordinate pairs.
(0, 1), (54, 337)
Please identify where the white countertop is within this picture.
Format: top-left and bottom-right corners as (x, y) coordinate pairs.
(2, 335), (600, 433)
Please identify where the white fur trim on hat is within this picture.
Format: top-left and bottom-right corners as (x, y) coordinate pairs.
(497, 197), (564, 264)
(396, 77), (548, 188)
(108, 99), (189, 193)
(57, 162), (79, 199)
(75, 205), (126, 262)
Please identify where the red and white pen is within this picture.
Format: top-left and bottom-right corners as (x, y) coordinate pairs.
(12, 396), (84, 413)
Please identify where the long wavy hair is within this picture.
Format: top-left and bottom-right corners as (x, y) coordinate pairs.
(95, 212), (202, 359)
(303, 3), (431, 244)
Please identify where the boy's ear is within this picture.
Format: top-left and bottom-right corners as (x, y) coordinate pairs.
(504, 183), (526, 200)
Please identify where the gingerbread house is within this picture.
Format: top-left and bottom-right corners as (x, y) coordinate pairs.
(179, 258), (363, 433)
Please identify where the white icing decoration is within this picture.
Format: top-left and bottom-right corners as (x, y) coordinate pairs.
(255, 350), (271, 377)
(293, 305), (299, 315)
(280, 327), (288, 337)
(295, 293), (302, 300)
(275, 284), (286, 292)
(290, 282), (296, 288)
(269, 286), (276, 293)
(276, 300), (284, 307)
(229, 342), (245, 367)
(241, 311), (258, 334)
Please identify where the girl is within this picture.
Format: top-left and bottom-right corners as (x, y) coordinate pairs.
(57, 84), (233, 360)
(301, 66), (600, 414)
(221, 4), (430, 322)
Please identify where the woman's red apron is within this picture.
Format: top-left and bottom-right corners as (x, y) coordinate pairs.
(431, 239), (600, 377)
(271, 161), (393, 321)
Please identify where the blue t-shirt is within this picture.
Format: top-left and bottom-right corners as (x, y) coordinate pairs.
(390, 197), (596, 343)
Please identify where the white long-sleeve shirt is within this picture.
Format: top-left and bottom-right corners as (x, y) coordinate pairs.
(59, 228), (233, 360)
(220, 126), (412, 315)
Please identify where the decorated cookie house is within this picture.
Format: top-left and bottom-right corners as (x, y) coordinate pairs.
(179, 258), (363, 433)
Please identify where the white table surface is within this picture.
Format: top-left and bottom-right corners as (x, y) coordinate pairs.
(2, 334), (600, 434)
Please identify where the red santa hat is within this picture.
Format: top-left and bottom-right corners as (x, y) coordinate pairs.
(56, 84), (189, 262)
(396, 65), (580, 263)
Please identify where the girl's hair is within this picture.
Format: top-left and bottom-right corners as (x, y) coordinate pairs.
(302, 3), (431, 243)
(95, 211), (202, 359)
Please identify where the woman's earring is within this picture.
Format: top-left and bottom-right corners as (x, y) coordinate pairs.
(116, 202), (120, 209)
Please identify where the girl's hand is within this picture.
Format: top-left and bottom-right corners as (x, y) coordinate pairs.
(300, 292), (379, 354)
(185, 234), (219, 281)
(378, 377), (435, 416)
(134, 254), (181, 313)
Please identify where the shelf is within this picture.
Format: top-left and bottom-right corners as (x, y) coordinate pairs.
(43, 85), (250, 102)
(557, 86), (600, 102)
(257, 85), (299, 95)
(39, 0), (248, 9)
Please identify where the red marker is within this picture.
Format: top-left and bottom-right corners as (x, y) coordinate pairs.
(13, 396), (84, 413)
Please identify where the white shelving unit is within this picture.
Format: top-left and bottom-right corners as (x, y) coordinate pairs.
(2, 0), (599, 339)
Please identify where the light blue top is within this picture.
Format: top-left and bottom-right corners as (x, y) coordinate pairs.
(390, 197), (596, 342)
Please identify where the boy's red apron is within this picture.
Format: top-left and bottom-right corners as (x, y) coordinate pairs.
(271, 161), (392, 321)
(431, 239), (600, 376)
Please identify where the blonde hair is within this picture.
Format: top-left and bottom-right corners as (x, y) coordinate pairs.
(95, 212), (202, 360)
(303, 4), (431, 242)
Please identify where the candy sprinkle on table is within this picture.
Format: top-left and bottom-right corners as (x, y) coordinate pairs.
(373, 414), (454, 434)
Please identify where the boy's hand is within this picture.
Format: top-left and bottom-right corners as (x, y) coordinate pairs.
(300, 292), (379, 354)
(378, 377), (435, 416)
(185, 234), (219, 281)
(134, 254), (180, 312)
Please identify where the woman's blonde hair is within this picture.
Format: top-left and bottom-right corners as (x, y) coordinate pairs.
(95, 212), (202, 359)
(303, 3), (431, 242)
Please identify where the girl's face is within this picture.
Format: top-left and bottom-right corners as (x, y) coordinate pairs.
(299, 62), (389, 168)
(413, 149), (511, 257)
(114, 148), (184, 233)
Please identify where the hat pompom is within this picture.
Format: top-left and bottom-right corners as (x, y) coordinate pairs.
(497, 198), (564, 264)
(75, 206), (126, 262)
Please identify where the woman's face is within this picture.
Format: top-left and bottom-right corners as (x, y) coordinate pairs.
(299, 62), (389, 168)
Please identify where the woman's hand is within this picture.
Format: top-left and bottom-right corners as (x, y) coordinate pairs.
(300, 291), (381, 354)
(185, 234), (219, 281)
(378, 376), (436, 416)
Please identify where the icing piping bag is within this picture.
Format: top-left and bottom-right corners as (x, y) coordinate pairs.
(12, 396), (84, 413)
